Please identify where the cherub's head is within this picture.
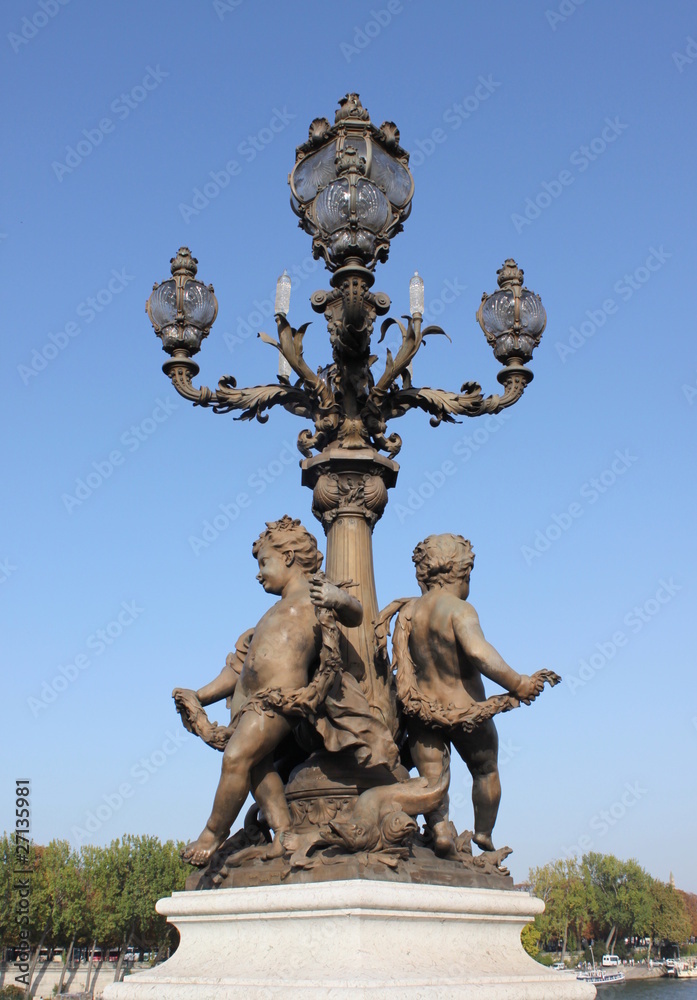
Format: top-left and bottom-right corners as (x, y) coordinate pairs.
(252, 515), (323, 594)
(412, 533), (475, 597)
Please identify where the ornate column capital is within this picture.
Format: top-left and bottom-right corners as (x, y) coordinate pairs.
(301, 448), (398, 532)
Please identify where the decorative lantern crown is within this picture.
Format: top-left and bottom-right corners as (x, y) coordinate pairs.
(289, 94), (414, 271)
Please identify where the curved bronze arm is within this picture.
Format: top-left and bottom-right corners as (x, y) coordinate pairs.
(162, 355), (316, 423)
(383, 361), (533, 427)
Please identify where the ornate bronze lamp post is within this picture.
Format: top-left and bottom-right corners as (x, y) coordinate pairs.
(110, 92), (599, 1000)
(146, 94), (545, 736)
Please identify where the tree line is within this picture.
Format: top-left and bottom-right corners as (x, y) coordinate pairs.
(525, 851), (696, 964)
(0, 834), (188, 996)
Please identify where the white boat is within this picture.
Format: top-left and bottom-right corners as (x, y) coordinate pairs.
(576, 968), (626, 985)
(664, 959), (697, 978)
(577, 948), (626, 986)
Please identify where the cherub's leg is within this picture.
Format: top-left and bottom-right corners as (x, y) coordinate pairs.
(453, 719), (500, 852)
(407, 721), (455, 856)
(248, 753), (292, 859)
(183, 710), (292, 865)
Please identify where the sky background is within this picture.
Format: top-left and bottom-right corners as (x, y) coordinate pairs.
(2, 0), (696, 892)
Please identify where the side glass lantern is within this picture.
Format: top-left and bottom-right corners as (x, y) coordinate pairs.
(476, 259), (546, 366)
(146, 247), (218, 356)
(289, 94), (414, 271)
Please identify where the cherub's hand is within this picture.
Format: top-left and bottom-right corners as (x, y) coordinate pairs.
(172, 687), (199, 706)
(515, 674), (546, 705)
(308, 576), (343, 610)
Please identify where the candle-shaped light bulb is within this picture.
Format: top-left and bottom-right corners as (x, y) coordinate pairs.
(409, 271), (424, 317)
(275, 269), (291, 316)
(275, 270), (292, 379)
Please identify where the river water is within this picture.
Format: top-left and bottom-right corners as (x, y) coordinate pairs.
(593, 980), (697, 997)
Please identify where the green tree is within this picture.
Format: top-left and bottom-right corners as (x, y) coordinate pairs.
(16, 840), (88, 995)
(125, 836), (187, 957)
(646, 880), (691, 959)
(79, 835), (188, 985)
(528, 858), (589, 961)
(581, 852), (653, 953)
(677, 890), (697, 940)
(521, 922), (541, 958)
(0, 833), (16, 948)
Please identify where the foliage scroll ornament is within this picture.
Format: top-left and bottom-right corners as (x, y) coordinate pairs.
(160, 273), (537, 460)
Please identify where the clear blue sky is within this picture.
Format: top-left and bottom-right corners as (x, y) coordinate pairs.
(2, 0), (696, 891)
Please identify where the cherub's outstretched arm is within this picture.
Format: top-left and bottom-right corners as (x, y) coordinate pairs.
(453, 605), (543, 703)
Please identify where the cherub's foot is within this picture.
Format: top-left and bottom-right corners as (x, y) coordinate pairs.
(182, 828), (227, 866)
(264, 834), (286, 859)
(473, 832), (495, 852)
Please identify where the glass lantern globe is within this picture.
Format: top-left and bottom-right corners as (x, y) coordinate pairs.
(146, 247), (218, 356)
(476, 260), (546, 365)
(289, 95), (414, 271)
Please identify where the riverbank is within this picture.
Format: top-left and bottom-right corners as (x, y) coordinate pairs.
(0, 960), (153, 998)
(624, 965), (665, 979)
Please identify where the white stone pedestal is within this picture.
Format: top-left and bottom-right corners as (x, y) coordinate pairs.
(103, 880), (595, 999)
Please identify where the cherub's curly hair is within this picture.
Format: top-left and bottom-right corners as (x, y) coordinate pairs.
(412, 533), (475, 590)
(252, 515), (323, 575)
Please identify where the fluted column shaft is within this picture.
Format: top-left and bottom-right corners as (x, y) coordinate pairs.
(301, 448), (398, 732)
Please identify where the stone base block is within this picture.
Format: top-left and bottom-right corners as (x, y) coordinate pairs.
(103, 880), (595, 999)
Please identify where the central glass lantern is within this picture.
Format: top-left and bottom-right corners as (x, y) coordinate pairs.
(289, 93), (414, 271)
